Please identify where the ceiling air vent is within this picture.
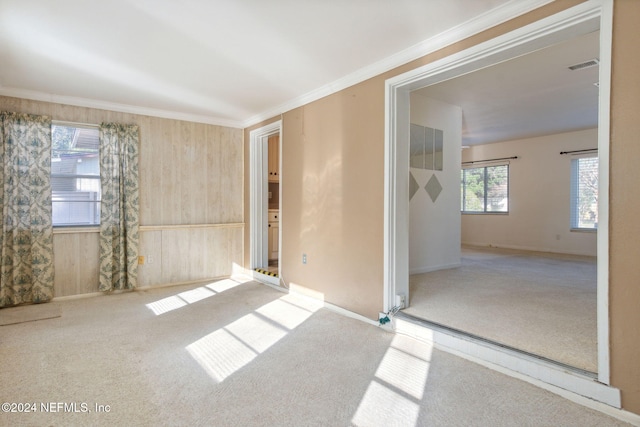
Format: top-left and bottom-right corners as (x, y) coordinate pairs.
(568, 59), (599, 71)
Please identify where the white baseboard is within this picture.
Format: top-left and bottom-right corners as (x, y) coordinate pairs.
(232, 266), (286, 289)
(321, 300), (380, 326)
(284, 287), (380, 327)
(461, 241), (596, 258)
(52, 276), (231, 302)
(391, 315), (640, 424)
(410, 262), (461, 275)
(237, 267), (380, 327)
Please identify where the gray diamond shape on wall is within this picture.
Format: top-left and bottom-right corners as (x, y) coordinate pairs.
(409, 171), (419, 201)
(425, 174), (443, 203)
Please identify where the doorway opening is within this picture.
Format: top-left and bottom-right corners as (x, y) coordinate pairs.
(249, 121), (282, 286)
(405, 29), (600, 373)
(384, 0), (615, 403)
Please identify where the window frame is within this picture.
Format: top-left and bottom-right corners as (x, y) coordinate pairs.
(461, 163), (510, 215)
(570, 155), (598, 232)
(51, 121), (101, 229)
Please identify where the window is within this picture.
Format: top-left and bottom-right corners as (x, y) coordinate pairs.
(51, 124), (100, 226)
(571, 156), (598, 230)
(461, 164), (509, 213)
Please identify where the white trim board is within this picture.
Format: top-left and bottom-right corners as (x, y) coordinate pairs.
(236, 268), (380, 332)
(249, 121), (282, 274)
(284, 289), (381, 327)
(392, 315), (640, 425)
(384, 0), (613, 387)
(0, 86), (243, 129)
(460, 242), (597, 258)
(242, 0), (554, 128)
(1, 1), (553, 129)
(250, 270), (280, 287)
(410, 262), (462, 276)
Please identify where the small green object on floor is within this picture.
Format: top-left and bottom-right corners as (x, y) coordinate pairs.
(379, 316), (390, 325)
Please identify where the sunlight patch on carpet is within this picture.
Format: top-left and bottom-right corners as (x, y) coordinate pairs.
(146, 278), (245, 315)
(352, 335), (433, 426)
(352, 381), (420, 426)
(186, 293), (320, 382)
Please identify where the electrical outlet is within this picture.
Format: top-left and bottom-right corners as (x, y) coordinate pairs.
(147, 254), (154, 264)
(302, 253), (307, 264)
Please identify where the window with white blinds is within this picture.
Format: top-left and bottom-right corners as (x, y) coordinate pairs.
(51, 124), (100, 226)
(461, 164), (509, 213)
(570, 156), (598, 230)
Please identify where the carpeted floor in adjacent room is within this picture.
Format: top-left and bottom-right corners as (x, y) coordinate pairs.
(404, 245), (597, 372)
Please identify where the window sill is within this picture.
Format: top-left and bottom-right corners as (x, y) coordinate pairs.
(461, 212), (509, 215)
(53, 226), (100, 234)
(570, 228), (597, 233)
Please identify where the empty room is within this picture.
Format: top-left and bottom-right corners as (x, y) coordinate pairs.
(404, 30), (600, 374)
(1, 0), (639, 426)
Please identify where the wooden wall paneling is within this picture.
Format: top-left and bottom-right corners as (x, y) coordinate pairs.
(208, 125), (223, 224)
(137, 115), (154, 226)
(204, 227), (218, 278)
(193, 123), (207, 225)
(230, 225), (243, 274)
(204, 125), (217, 225)
(150, 117), (167, 224)
(162, 228), (190, 283)
(230, 226), (243, 276)
(79, 232), (100, 294)
(179, 121), (192, 224)
(161, 119), (173, 226)
(53, 232), (99, 297)
(213, 227), (228, 277)
(219, 127), (243, 223)
(231, 128), (243, 222)
(189, 227), (205, 282)
(159, 120), (176, 225)
(1, 95), (244, 297)
(53, 234), (77, 297)
(199, 227), (217, 281)
(220, 127), (232, 222)
(138, 230), (163, 287)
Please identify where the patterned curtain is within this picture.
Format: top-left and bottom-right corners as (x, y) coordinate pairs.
(99, 123), (140, 292)
(0, 112), (54, 308)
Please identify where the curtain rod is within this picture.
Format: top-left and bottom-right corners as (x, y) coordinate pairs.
(559, 148), (598, 155)
(462, 156), (518, 165)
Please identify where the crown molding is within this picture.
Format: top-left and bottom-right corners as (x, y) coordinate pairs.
(242, 0), (554, 128)
(1, 0), (553, 130)
(0, 86), (244, 129)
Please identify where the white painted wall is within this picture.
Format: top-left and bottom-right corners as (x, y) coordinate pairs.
(409, 93), (462, 274)
(462, 128), (598, 256)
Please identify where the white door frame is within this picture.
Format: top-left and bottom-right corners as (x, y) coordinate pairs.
(249, 120), (281, 284)
(384, 0), (612, 384)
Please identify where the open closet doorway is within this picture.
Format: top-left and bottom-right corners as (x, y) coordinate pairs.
(384, 0), (613, 392)
(249, 121), (282, 286)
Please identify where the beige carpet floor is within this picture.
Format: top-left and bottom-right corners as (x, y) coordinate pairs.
(0, 302), (61, 326)
(0, 278), (626, 427)
(404, 246), (597, 372)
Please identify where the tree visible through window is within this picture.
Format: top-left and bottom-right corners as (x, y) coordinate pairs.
(461, 164), (509, 213)
(51, 124), (100, 226)
(571, 156), (598, 229)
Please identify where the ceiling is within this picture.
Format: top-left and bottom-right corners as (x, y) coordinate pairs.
(0, 0), (548, 128)
(0, 0), (597, 141)
(414, 30), (600, 145)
